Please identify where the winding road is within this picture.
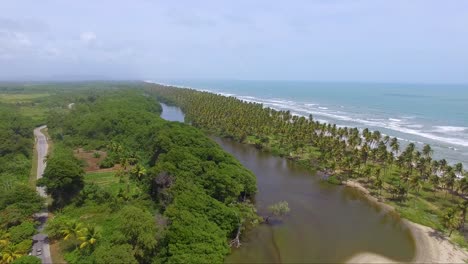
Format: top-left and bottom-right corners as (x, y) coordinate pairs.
(32, 126), (52, 264)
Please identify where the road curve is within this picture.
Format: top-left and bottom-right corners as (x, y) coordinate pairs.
(32, 126), (52, 264)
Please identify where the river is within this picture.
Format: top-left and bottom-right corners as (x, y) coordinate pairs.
(160, 103), (416, 263)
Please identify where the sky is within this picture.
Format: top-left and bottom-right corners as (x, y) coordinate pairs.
(1, 0), (468, 83)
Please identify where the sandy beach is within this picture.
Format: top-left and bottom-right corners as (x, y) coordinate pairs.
(345, 180), (468, 263)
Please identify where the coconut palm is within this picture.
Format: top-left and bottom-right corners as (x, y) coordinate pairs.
(440, 208), (462, 237)
(78, 226), (101, 250)
(0, 230), (10, 248)
(422, 144), (433, 158)
(456, 200), (468, 232)
(62, 221), (85, 241)
(390, 137), (400, 157)
(1, 245), (23, 264)
(455, 163), (464, 177)
(131, 164), (147, 180)
(373, 176), (383, 196)
(409, 175), (423, 194)
(429, 174), (440, 196)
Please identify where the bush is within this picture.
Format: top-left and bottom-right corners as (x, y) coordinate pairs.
(326, 175), (342, 185)
(12, 255), (41, 264)
(9, 221), (36, 244)
(99, 156), (114, 168)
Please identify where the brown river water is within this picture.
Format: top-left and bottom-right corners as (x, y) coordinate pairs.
(160, 104), (416, 263)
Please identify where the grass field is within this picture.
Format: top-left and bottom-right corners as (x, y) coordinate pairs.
(84, 171), (140, 195)
(0, 93), (49, 103)
(0, 92), (50, 124)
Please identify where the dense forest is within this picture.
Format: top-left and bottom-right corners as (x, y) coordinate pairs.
(0, 102), (44, 263)
(0, 84), (262, 263)
(146, 84), (468, 246)
(40, 89), (259, 263)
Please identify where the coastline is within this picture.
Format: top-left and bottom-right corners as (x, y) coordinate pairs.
(344, 180), (468, 263)
(144, 80), (468, 167)
(151, 85), (468, 262)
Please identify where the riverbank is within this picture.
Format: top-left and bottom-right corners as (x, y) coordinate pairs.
(151, 87), (468, 262)
(344, 180), (468, 263)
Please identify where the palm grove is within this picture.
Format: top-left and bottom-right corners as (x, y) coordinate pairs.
(147, 84), (468, 243)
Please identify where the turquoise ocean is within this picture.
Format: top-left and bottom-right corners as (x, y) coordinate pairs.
(150, 80), (468, 166)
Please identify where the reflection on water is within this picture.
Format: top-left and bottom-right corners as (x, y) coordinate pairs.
(159, 104), (415, 263)
(217, 138), (415, 263)
(160, 103), (185, 122)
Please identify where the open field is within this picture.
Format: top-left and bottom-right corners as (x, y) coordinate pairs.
(0, 93), (50, 103)
(84, 171), (140, 195)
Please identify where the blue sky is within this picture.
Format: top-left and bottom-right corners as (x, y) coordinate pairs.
(1, 0), (468, 83)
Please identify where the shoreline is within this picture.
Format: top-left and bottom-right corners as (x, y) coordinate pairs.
(145, 80), (468, 167)
(154, 88), (468, 262)
(344, 180), (468, 263)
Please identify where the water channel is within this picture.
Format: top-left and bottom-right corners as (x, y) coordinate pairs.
(160, 103), (415, 263)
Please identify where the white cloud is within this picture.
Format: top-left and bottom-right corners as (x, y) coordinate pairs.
(14, 32), (31, 46)
(0, 30), (32, 47)
(80, 31), (97, 44)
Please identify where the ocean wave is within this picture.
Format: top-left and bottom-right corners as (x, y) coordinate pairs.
(406, 124), (424, 129)
(146, 81), (468, 149)
(233, 95), (468, 148)
(433, 126), (467, 133)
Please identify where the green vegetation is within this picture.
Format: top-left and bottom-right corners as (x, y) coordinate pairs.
(147, 84), (468, 247)
(38, 88), (258, 263)
(0, 99), (44, 263)
(38, 145), (85, 208)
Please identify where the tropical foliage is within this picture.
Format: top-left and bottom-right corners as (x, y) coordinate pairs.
(147, 84), (468, 242)
(0, 101), (44, 262)
(41, 89), (258, 263)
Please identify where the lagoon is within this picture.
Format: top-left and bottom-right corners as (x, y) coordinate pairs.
(160, 103), (416, 263)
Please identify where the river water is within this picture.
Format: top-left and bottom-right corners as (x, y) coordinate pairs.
(160, 103), (416, 263)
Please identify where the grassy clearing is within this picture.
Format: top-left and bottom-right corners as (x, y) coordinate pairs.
(20, 106), (48, 124)
(0, 92), (50, 124)
(0, 93), (49, 103)
(84, 171), (140, 195)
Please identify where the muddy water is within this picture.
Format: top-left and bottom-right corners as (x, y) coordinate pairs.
(160, 104), (416, 263)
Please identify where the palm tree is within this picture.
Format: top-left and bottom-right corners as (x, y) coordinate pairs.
(1, 245), (23, 264)
(455, 163), (464, 177)
(390, 137), (400, 157)
(62, 221), (85, 241)
(444, 171), (457, 196)
(440, 208), (462, 237)
(131, 164), (147, 180)
(456, 200), (468, 232)
(78, 226), (101, 250)
(409, 175), (423, 194)
(422, 144), (433, 158)
(429, 174), (440, 197)
(373, 176), (383, 197)
(0, 230), (10, 248)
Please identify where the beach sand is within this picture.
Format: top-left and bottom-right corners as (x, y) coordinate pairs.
(344, 180), (468, 264)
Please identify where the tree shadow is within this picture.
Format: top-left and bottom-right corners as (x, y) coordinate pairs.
(428, 229), (446, 242)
